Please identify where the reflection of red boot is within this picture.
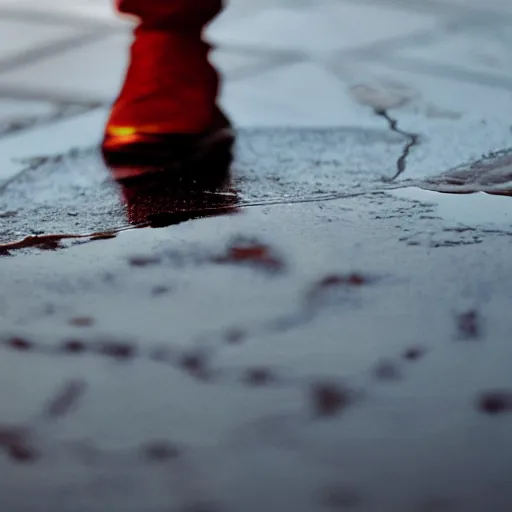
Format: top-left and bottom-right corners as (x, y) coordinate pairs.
(119, 173), (239, 226)
(103, 0), (234, 179)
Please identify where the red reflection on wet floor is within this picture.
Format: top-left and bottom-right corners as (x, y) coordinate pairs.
(104, 151), (240, 227)
(214, 240), (284, 272)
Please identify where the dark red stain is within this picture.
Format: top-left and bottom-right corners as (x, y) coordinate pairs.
(179, 352), (209, 379)
(7, 337), (33, 351)
(308, 273), (375, 302)
(477, 391), (512, 415)
(403, 346), (427, 361)
(243, 367), (275, 386)
(456, 309), (481, 340)
(69, 316), (95, 327)
(0, 428), (38, 463)
(215, 241), (284, 272)
(319, 273), (370, 288)
(98, 341), (136, 360)
(143, 441), (181, 462)
(311, 382), (351, 418)
(62, 339), (87, 354)
(0, 233), (79, 252)
(8, 443), (39, 463)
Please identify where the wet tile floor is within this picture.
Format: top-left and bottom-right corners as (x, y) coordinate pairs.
(1, 0), (512, 511)
(1, 121), (512, 511)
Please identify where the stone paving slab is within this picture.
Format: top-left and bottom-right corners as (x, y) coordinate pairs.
(389, 23), (512, 84)
(0, 33), (131, 103)
(0, 18), (82, 62)
(207, 2), (438, 55)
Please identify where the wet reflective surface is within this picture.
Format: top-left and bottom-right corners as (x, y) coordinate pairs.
(1, 126), (512, 511)
(111, 155), (239, 227)
(1, 125), (511, 253)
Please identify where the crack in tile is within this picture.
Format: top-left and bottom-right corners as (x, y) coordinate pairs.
(375, 108), (420, 181)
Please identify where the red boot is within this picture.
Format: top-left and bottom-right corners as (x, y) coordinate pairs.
(103, 0), (234, 181)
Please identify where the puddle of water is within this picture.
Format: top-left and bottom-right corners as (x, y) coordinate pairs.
(1, 127), (511, 255)
(117, 164), (239, 226)
(387, 149), (512, 230)
(0, 151), (243, 252)
(0, 128), (405, 252)
(391, 188), (512, 227)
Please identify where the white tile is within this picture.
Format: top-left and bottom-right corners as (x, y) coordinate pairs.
(0, 33), (131, 101)
(0, 0), (275, 26)
(438, 0), (512, 13)
(219, 61), (380, 128)
(210, 49), (279, 78)
(0, 19), (81, 61)
(0, 0), (128, 25)
(208, 2), (437, 56)
(393, 28), (512, 80)
(330, 58), (512, 121)
(0, 98), (56, 121)
(0, 109), (107, 183)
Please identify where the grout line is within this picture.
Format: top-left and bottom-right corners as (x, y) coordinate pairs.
(0, 30), (112, 75)
(0, 7), (131, 32)
(381, 56), (512, 92)
(212, 42), (302, 60)
(223, 54), (307, 82)
(0, 105), (98, 139)
(327, 15), (480, 61)
(336, 0), (512, 22)
(0, 87), (107, 107)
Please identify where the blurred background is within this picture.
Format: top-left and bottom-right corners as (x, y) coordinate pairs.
(0, 0), (512, 138)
